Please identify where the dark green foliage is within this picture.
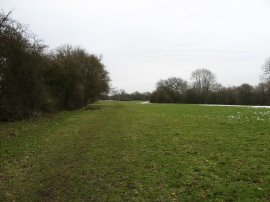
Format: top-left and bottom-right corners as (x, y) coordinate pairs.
(0, 12), (110, 121)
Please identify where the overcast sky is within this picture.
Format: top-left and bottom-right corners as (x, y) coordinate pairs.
(2, 0), (270, 92)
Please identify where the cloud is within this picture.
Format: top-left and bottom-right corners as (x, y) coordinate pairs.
(2, 0), (270, 92)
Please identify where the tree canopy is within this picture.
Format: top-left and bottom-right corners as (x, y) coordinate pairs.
(0, 11), (110, 121)
(151, 68), (270, 105)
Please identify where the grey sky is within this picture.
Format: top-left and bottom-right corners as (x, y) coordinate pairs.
(2, 0), (270, 92)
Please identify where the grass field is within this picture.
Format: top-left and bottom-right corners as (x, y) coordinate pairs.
(1, 101), (270, 201)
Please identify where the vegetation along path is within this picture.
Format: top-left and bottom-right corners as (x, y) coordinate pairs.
(1, 101), (270, 201)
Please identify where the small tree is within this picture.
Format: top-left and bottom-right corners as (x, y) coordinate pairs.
(151, 77), (188, 103)
(237, 83), (254, 105)
(191, 68), (216, 95)
(190, 68), (216, 103)
(50, 45), (110, 109)
(262, 57), (270, 82)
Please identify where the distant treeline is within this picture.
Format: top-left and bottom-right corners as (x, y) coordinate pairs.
(0, 12), (110, 121)
(109, 89), (151, 101)
(109, 65), (270, 105)
(150, 68), (270, 105)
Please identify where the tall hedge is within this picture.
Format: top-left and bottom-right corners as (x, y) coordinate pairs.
(0, 12), (110, 121)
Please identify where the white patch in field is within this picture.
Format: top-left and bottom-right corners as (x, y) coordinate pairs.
(141, 101), (150, 104)
(226, 110), (270, 121)
(201, 104), (270, 109)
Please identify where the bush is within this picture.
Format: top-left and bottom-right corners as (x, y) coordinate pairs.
(0, 12), (110, 121)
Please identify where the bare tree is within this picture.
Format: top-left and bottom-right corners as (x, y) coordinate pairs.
(150, 77), (188, 103)
(0, 11), (11, 30)
(238, 83), (254, 105)
(191, 68), (216, 95)
(157, 77), (188, 95)
(262, 57), (270, 81)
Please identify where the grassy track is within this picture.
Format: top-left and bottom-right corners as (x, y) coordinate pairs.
(1, 101), (270, 201)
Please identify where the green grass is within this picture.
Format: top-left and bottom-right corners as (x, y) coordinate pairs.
(1, 101), (270, 201)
